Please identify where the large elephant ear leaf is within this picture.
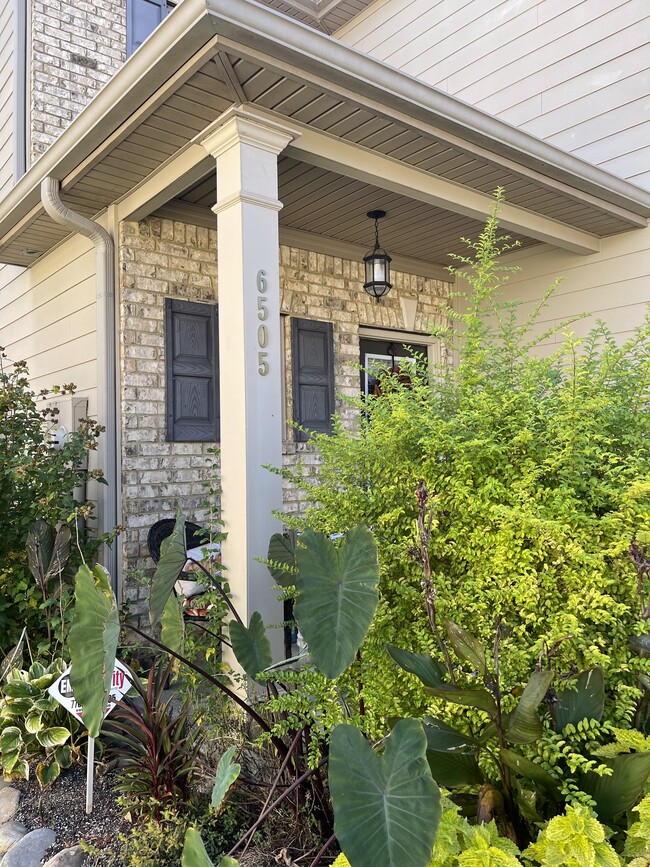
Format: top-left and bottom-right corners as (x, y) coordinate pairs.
(329, 719), (441, 867)
(579, 753), (650, 821)
(267, 531), (298, 586)
(554, 667), (604, 730)
(150, 513), (187, 627)
(294, 526), (379, 679)
(68, 564), (119, 738)
(229, 613), (272, 683)
(161, 593), (185, 654)
(505, 669), (554, 744)
(181, 828), (214, 867)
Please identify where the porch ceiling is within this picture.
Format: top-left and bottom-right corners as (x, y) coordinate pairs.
(175, 157), (536, 269)
(0, 0), (648, 269)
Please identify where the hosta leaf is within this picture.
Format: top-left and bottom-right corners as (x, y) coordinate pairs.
(28, 662), (46, 680)
(294, 527), (380, 679)
(30, 673), (57, 690)
(445, 621), (487, 675)
(0, 726), (21, 753)
(211, 746), (241, 811)
(1, 750), (20, 773)
(150, 513), (187, 627)
(229, 613), (272, 683)
(36, 727), (71, 748)
(3, 681), (39, 698)
(554, 668), (604, 730)
(36, 758), (60, 788)
(579, 752), (650, 821)
(267, 531), (298, 586)
(54, 744), (73, 769)
(329, 719), (441, 867)
(386, 644), (448, 688)
(24, 712), (43, 733)
(422, 716), (483, 788)
(219, 860), (238, 867)
(69, 563), (120, 738)
(10, 758), (28, 780)
(181, 828), (214, 867)
(506, 669), (554, 744)
(161, 593), (185, 654)
(1, 698), (32, 716)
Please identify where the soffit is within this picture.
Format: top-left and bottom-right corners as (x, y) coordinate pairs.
(180, 158), (536, 265)
(258, 0), (374, 33)
(0, 0), (648, 267)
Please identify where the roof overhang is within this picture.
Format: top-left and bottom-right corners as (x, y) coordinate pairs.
(1, 0), (649, 269)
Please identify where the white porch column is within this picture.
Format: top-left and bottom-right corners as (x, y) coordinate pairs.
(201, 109), (296, 661)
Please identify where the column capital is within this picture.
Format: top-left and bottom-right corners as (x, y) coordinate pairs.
(200, 106), (298, 159)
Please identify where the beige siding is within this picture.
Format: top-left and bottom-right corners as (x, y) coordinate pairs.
(0, 0), (14, 196)
(480, 225), (650, 352)
(338, 0), (650, 189)
(0, 236), (97, 414)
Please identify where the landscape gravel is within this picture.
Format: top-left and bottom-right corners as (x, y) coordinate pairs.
(13, 765), (130, 864)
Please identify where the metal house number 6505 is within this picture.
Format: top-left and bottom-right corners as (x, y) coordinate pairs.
(256, 269), (269, 376)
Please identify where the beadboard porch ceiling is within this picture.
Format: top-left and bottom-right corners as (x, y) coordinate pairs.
(0, 0), (648, 269)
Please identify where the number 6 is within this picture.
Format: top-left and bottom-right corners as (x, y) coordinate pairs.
(256, 270), (267, 293)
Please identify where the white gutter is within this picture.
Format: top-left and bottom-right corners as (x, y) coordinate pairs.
(40, 178), (118, 588)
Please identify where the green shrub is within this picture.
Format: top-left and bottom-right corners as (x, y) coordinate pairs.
(0, 353), (104, 654)
(282, 193), (650, 726)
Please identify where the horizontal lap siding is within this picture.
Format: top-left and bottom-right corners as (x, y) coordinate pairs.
(472, 225), (650, 352)
(0, 0), (14, 196)
(0, 237), (97, 418)
(338, 0), (650, 188)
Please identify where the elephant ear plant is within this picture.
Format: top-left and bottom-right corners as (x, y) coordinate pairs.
(68, 515), (443, 867)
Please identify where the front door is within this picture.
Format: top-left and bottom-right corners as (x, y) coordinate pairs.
(359, 336), (427, 397)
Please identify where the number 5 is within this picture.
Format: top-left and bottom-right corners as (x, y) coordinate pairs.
(257, 296), (268, 320)
(258, 352), (269, 376)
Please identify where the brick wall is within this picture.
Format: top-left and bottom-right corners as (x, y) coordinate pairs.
(119, 217), (452, 606)
(30, 0), (126, 162)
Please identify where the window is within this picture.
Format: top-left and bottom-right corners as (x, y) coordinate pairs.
(127, 0), (176, 57)
(164, 298), (219, 442)
(291, 318), (335, 441)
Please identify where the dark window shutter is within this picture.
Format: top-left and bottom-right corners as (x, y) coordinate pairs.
(292, 318), (335, 442)
(165, 298), (219, 442)
(127, 0), (168, 56)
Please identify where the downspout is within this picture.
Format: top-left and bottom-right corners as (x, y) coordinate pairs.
(40, 177), (118, 588)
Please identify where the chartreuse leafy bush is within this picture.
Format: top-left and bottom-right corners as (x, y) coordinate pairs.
(279, 192), (650, 728)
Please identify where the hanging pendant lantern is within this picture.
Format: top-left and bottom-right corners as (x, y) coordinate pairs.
(363, 210), (392, 302)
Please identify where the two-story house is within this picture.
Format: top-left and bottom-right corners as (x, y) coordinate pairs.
(0, 0), (648, 657)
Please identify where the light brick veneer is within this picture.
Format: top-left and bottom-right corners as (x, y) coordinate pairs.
(119, 217), (452, 603)
(30, 0), (126, 162)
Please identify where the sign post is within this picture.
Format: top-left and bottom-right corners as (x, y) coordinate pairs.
(48, 659), (131, 814)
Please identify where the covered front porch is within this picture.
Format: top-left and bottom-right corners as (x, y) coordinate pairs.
(0, 0), (648, 659)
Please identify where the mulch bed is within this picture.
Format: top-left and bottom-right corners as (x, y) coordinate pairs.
(13, 764), (130, 864)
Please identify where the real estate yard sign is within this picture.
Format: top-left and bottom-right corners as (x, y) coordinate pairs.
(48, 659), (131, 813)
